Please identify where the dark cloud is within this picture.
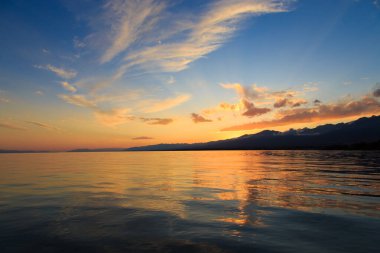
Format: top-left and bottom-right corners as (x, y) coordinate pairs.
(222, 96), (380, 131)
(313, 99), (322, 105)
(373, 83), (380, 97)
(274, 98), (288, 108)
(132, 136), (154, 140)
(191, 113), (212, 123)
(291, 100), (308, 108)
(140, 118), (173, 125)
(242, 100), (271, 117)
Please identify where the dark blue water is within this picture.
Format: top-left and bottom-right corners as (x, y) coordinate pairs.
(0, 151), (379, 252)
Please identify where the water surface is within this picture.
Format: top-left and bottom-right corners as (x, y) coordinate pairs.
(0, 151), (379, 252)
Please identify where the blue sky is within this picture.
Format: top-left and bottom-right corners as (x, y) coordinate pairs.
(0, 0), (379, 150)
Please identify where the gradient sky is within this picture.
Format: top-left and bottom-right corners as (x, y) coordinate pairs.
(0, 0), (380, 150)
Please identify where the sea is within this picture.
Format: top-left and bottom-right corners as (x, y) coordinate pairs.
(0, 150), (379, 253)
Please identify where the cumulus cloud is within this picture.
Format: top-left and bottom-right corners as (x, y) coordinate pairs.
(291, 99), (308, 108)
(132, 136), (154, 140)
(191, 113), (213, 123)
(61, 81), (77, 93)
(222, 96), (380, 131)
(241, 99), (271, 117)
(141, 94), (191, 113)
(221, 83), (267, 100)
(273, 98), (288, 108)
(34, 64), (77, 79)
(140, 117), (173, 125)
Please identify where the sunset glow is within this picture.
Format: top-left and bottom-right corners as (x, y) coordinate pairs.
(1, 0), (379, 150)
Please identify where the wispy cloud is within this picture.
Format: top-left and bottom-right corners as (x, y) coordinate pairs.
(0, 90), (10, 103)
(35, 64), (77, 79)
(191, 113), (213, 123)
(59, 93), (133, 126)
(140, 117), (173, 125)
(59, 94), (97, 108)
(61, 81), (77, 93)
(222, 96), (380, 131)
(73, 36), (86, 48)
(100, 0), (166, 63)
(0, 97), (10, 103)
(108, 0), (289, 76)
(94, 108), (133, 126)
(25, 121), (61, 132)
(141, 94), (191, 113)
(0, 121), (27, 131)
(132, 136), (154, 140)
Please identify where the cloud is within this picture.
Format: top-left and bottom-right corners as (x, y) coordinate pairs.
(61, 81), (77, 93)
(290, 99), (308, 108)
(221, 83), (267, 100)
(273, 98), (288, 108)
(0, 97), (10, 103)
(313, 99), (321, 105)
(113, 0), (288, 76)
(100, 0), (165, 63)
(273, 97), (307, 108)
(0, 90), (10, 103)
(35, 64), (77, 79)
(142, 94), (191, 113)
(0, 121), (27, 131)
(222, 96), (380, 131)
(60, 94), (133, 126)
(132, 136), (154, 140)
(167, 76), (175, 84)
(241, 99), (271, 117)
(59, 94), (97, 108)
(374, 83), (380, 97)
(73, 36), (86, 48)
(35, 90), (44, 96)
(140, 117), (173, 125)
(373, 0), (380, 8)
(191, 113), (213, 123)
(94, 108), (133, 126)
(25, 121), (61, 131)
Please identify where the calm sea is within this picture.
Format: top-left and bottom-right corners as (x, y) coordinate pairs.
(0, 151), (379, 253)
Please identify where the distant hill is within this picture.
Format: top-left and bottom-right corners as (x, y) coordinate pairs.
(126, 115), (380, 151)
(68, 148), (125, 152)
(0, 150), (50, 153)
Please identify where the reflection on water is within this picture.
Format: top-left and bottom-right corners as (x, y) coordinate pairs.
(0, 151), (379, 252)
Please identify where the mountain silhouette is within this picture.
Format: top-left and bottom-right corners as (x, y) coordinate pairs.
(126, 115), (380, 151)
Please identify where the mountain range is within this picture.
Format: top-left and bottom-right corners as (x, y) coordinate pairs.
(125, 115), (380, 151)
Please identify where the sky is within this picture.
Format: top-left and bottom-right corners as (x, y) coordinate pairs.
(0, 0), (380, 151)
